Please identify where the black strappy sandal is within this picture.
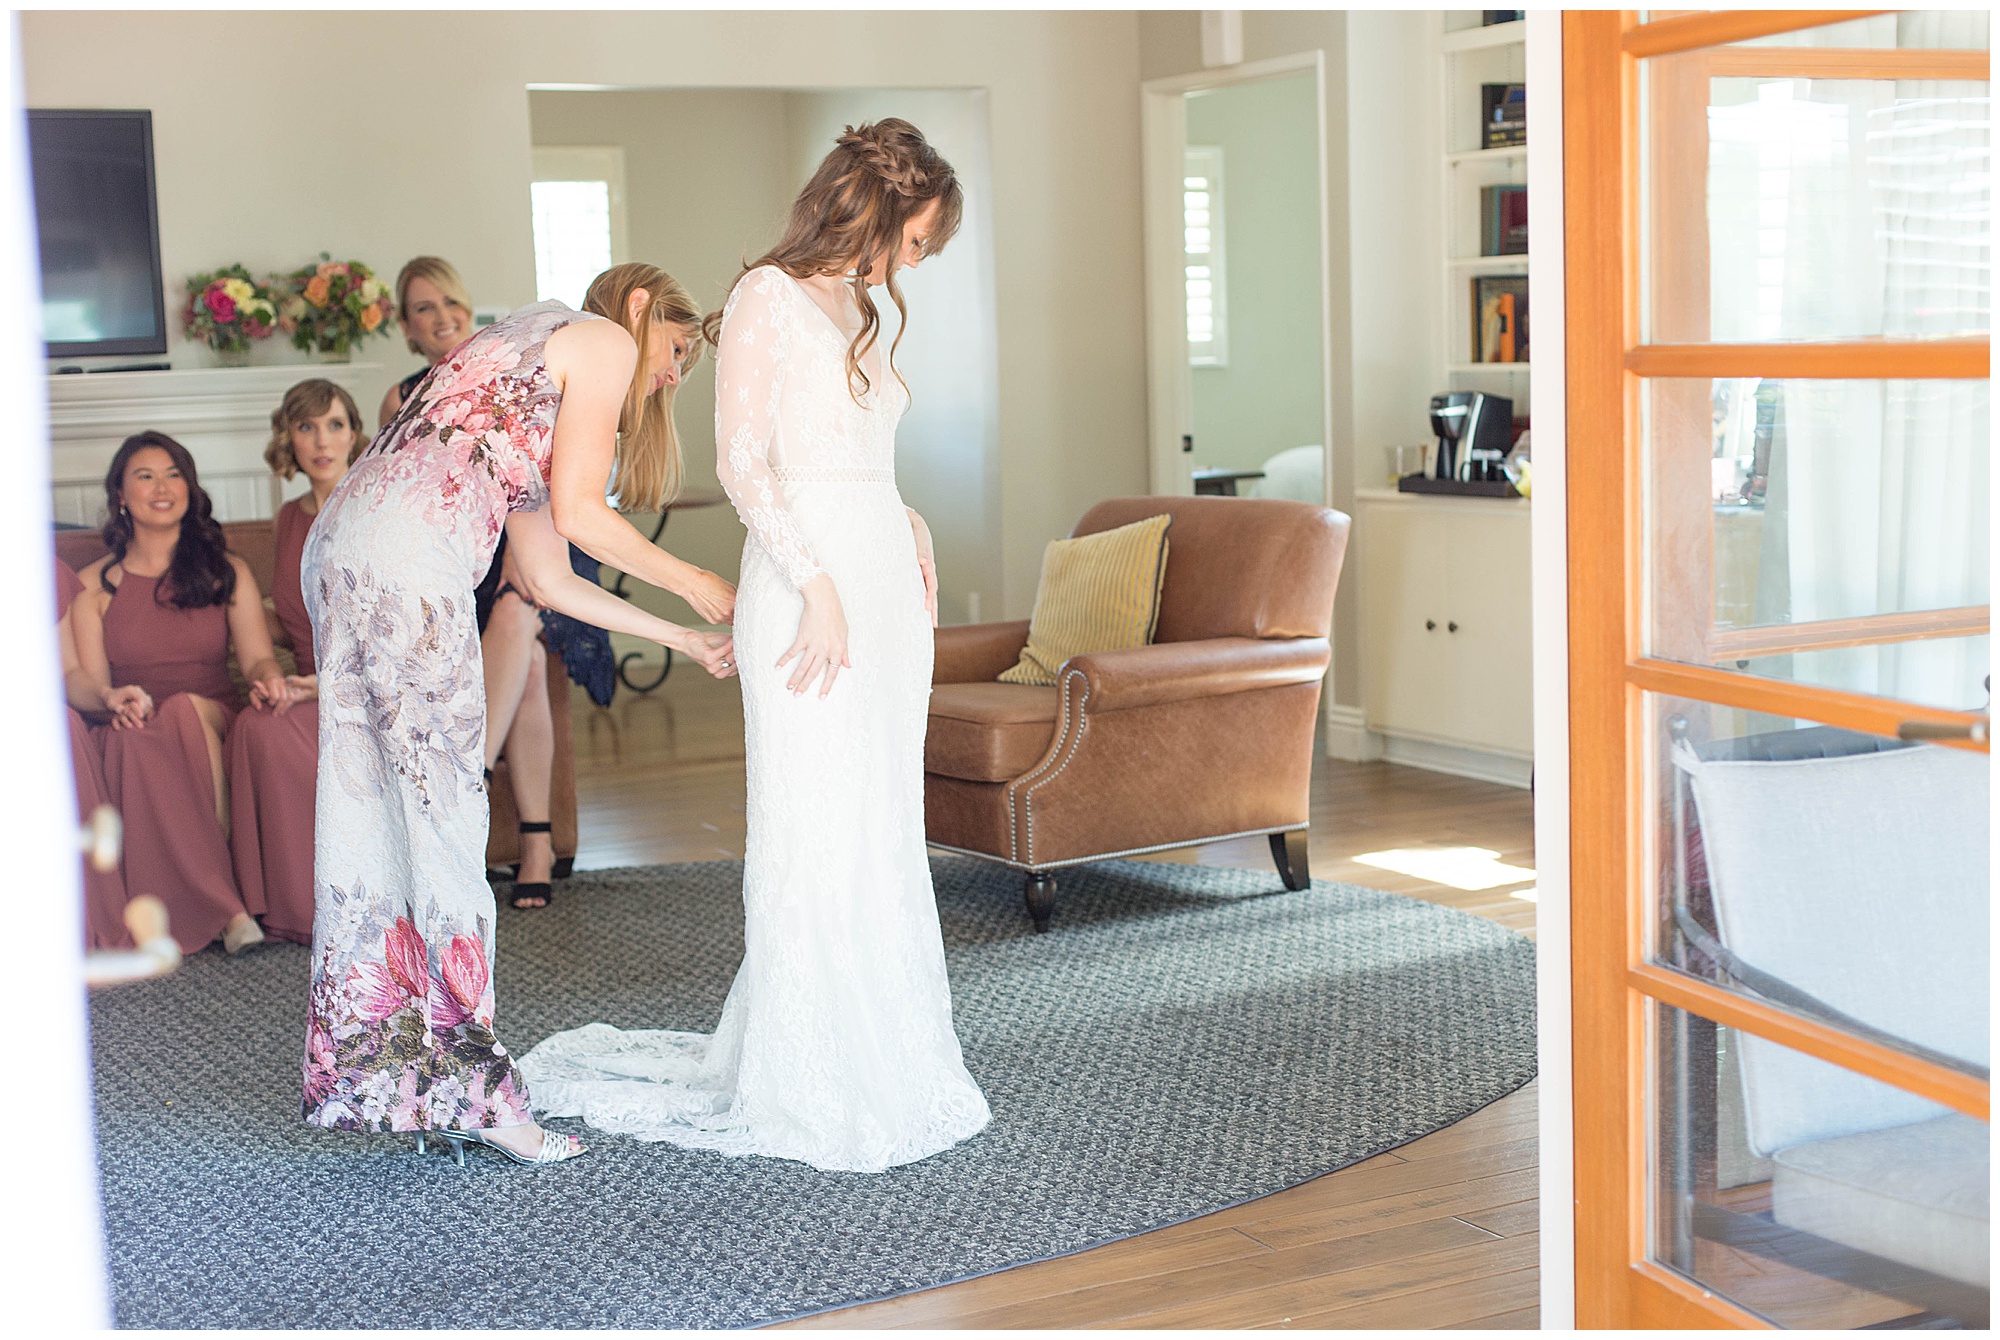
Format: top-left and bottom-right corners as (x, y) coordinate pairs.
(510, 820), (555, 909)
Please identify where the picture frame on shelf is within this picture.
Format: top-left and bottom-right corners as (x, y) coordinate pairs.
(1472, 274), (1530, 364)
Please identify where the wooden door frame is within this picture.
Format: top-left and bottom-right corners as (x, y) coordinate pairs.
(1138, 49), (1332, 504)
(1563, 10), (1992, 1328)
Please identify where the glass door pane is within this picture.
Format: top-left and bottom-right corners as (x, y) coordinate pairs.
(1640, 15), (1992, 345)
(1651, 1000), (1990, 1328)
(1640, 692), (1991, 1042)
(1641, 376), (1992, 708)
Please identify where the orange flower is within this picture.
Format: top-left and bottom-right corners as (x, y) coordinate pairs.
(303, 275), (330, 307)
(359, 303), (383, 332)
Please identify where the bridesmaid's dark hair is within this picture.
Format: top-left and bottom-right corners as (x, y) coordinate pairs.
(99, 430), (237, 610)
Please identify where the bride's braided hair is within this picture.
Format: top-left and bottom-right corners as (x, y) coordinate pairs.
(702, 118), (963, 403)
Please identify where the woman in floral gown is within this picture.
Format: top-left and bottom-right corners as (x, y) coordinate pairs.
(300, 265), (737, 1167)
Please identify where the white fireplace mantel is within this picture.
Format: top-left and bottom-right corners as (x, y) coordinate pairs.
(47, 362), (380, 527)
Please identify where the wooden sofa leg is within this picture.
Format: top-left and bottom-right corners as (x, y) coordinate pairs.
(1271, 830), (1311, 891)
(1024, 872), (1057, 934)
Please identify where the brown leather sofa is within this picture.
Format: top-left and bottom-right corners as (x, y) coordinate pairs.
(924, 495), (1350, 931)
(55, 522), (578, 874)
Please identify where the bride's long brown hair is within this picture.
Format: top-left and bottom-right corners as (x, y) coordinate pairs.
(702, 118), (962, 402)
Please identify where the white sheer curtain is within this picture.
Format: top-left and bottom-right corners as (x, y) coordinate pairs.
(1709, 11), (1991, 709)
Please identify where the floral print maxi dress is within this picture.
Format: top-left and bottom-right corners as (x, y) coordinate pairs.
(299, 301), (599, 1134)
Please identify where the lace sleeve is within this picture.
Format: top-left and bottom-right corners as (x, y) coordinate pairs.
(714, 269), (823, 589)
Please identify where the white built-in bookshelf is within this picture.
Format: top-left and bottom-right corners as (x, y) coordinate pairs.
(1439, 13), (1529, 400)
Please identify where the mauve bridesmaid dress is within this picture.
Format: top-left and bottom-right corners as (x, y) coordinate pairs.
(225, 499), (320, 944)
(59, 559), (131, 951)
(92, 568), (252, 954)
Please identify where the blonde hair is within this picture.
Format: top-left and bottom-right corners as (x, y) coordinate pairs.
(582, 262), (703, 511)
(703, 118), (961, 403)
(394, 256), (474, 356)
(264, 379), (368, 479)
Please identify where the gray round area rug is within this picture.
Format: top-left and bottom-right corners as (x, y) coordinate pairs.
(89, 855), (1536, 1329)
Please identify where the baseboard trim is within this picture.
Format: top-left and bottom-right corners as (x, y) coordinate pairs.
(1379, 733), (1534, 789)
(1322, 703), (1382, 762)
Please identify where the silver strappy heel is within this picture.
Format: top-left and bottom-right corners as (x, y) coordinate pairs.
(434, 1127), (587, 1168)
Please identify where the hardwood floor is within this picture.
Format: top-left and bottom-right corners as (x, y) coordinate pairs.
(567, 668), (1542, 1329)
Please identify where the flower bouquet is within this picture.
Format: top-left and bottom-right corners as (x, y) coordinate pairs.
(182, 265), (278, 359)
(277, 254), (395, 358)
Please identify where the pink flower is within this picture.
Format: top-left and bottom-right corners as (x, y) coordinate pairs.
(432, 933), (489, 1027)
(433, 399), (497, 438)
(389, 1070), (423, 1132)
(302, 1021), (339, 1106)
(384, 916), (428, 998)
(347, 916), (428, 1021)
(431, 341), (521, 399)
(205, 288), (237, 323)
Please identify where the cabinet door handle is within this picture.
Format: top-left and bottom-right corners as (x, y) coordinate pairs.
(1425, 619), (1436, 631)
(1448, 621), (1460, 633)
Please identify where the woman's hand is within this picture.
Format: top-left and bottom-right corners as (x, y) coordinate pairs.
(676, 630), (738, 680)
(248, 673), (294, 715)
(906, 507), (939, 628)
(284, 674), (320, 704)
(682, 569), (737, 625)
(103, 684), (153, 730)
(777, 574), (850, 698)
(499, 544), (539, 610)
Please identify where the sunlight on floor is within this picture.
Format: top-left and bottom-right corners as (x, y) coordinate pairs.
(1511, 887), (1538, 903)
(1354, 846), (1538, 891)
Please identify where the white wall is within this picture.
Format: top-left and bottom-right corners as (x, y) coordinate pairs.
(21, 8), (1149, 620)
(1185, 71), (1325, 475)
(1344, 11), (1444, 466)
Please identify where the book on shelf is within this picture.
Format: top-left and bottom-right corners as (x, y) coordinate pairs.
(1481, 82), (1527, 150)
(1480, 184), (1528, 256)
(1472, 274), (1530, 363)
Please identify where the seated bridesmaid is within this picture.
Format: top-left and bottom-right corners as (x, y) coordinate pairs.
(227, 380), (364, 945)
(67, 431), (296, 957)
(57, 557), (131, 950)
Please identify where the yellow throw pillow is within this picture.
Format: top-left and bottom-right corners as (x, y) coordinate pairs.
(999, 513), (1172, 686)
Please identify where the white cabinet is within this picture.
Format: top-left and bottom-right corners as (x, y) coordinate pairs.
(1357, 489), (1533, 786)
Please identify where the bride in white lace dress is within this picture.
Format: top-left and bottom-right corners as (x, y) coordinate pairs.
(521, 120), (991, 1172)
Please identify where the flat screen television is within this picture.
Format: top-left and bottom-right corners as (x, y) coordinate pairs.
(27, 109), (168, 359)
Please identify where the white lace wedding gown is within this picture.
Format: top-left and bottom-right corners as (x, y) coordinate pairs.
(519, 267), (991, 1172)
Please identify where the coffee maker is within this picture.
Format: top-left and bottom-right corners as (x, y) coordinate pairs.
(1429, 391), (1515, 483)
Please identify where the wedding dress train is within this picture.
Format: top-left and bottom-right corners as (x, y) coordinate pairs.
(520, 267), (990, 1172)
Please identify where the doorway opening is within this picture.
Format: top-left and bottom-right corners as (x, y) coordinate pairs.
(1140, 54), (1332, 507)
